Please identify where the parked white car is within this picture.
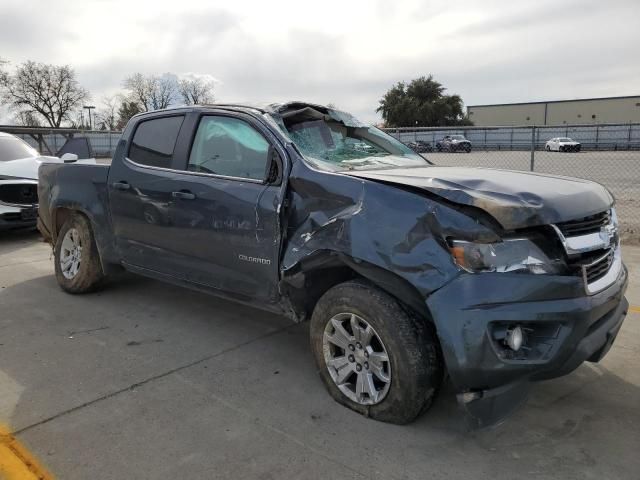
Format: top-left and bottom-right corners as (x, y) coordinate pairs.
(0, 132), (94, 230)
(545, 137), (582, 152)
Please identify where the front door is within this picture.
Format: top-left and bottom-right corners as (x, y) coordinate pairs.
(158, 112), (285, 302)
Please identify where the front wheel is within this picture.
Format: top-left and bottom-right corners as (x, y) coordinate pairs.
(310, 280), (443, 424)
(54, 213), (105, 293)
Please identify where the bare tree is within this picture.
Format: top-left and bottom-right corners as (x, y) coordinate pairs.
(151, 76), (176, 110)
(15, 110), (42, 127)
(178, 76), (215, 105)
(123, 73), (176, 111)
(96, 95), (120, 130)
(0, 61), (89, 128)
(0, 57), (7, 83)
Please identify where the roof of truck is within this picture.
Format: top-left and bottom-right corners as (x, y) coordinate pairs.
(131, 101), (331, 117)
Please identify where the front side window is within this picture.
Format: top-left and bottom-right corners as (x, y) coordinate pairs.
(188, 116), (270, 180)
(129, 116), (184, 168)
(0, 135), (38, 162)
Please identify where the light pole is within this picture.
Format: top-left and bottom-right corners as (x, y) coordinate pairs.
(83, 105), (96, 130)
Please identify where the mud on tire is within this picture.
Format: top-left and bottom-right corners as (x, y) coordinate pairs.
(54, 213), (105, 293)
(310, 280), (443, 424)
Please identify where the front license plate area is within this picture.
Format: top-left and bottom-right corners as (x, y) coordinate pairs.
(21, 208), (38, 221)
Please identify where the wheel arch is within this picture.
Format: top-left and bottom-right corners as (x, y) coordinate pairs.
(51, 206), (119, 274)
(281, 250), (432, 324)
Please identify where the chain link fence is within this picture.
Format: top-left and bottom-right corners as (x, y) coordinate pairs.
(2, 123), (638, 242)
(385, 123), (640, 243)
(0, 126), (121, 158)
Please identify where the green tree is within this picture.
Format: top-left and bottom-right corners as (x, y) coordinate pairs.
(377, 75), (472, 127)
(116, 100), (142, 130)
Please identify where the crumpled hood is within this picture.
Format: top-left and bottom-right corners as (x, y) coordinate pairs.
(347, 166), (613, 230)
(0, 156), (96, 180)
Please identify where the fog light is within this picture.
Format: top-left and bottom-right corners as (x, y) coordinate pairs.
(506, 326), (524, 351)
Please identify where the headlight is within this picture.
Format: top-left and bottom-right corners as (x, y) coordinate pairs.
(449, 238), (563, 274)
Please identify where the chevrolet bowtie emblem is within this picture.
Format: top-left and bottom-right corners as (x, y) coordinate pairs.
(600, 223), (617, 247)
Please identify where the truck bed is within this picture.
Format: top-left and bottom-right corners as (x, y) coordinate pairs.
(38, 162), (113, 255)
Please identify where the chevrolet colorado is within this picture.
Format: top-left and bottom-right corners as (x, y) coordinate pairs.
(37, 102), (628, 426)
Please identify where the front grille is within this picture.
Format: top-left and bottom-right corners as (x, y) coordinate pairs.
(556, 210), (610, 237)
(1, 212), (22, 222)
(584, 249), (614, 283)
(0, 183), (38, 205)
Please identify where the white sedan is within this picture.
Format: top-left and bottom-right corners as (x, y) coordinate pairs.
(0, 132), (93, 231)
(545, 137), (582, 152)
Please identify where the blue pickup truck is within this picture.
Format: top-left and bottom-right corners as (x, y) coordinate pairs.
(37, 102), (628, 426)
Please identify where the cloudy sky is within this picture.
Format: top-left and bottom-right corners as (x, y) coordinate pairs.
(1, 0), (639, 123)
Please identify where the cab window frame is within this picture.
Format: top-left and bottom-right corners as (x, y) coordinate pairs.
(181, 110), (284, 186)
(126, 113), (187, 170)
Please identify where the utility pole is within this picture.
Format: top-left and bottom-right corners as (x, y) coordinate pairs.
(83, 105), (96, 130)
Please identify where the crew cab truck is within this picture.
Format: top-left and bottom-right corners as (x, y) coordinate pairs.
(37, 102), (628, 426)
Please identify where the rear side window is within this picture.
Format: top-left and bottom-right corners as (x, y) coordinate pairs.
(128, 116), (184, 168)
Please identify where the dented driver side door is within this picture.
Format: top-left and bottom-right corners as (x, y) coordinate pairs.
(163, 111), (285, 302)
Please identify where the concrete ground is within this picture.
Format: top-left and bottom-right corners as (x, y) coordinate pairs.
(0, 230), (638, 480)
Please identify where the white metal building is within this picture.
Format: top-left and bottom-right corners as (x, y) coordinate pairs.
(467, 95), (640, 126)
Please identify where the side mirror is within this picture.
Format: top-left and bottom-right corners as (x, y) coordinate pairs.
(265, 146), (282, 185)
(60, 153), (79, 163)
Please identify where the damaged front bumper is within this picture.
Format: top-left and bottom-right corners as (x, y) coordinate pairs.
(426, 264), (628, 427)
(0, 202), (38, 230)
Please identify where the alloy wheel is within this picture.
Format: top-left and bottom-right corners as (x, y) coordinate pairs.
(60, 228), (82, 279)
(322, 313), (391, 405)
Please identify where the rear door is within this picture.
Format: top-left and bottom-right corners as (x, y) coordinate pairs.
(151, 111), (286, 302)
(108, 113), (188, 270)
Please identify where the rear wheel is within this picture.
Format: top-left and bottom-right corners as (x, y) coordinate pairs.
(310, 280), (443, 424)
(54, 213), (105, 293)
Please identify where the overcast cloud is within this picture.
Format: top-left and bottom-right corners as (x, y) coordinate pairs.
(1, 0), (639, 123)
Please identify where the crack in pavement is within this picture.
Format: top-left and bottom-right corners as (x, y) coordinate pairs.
(10, 322), (375, 478)
(12, 323), (296, 437)
(67, 326), (110, 337)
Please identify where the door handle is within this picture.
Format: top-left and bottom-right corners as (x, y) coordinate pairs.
(112, 181), (130, 191)
(172, 190), (196, 200)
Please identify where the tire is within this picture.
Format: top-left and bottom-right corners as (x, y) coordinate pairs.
(310, 280), (443, 424)
(54, 213), (105, 293)
(464, 144), (471, 153)
(546, 145), (551, 152)
(436, 145), (442, 152)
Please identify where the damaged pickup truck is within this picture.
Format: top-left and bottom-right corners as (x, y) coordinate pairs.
(37, 102), (628, 426)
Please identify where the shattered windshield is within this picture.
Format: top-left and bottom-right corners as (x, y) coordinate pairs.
(269, 105), (428, 171)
